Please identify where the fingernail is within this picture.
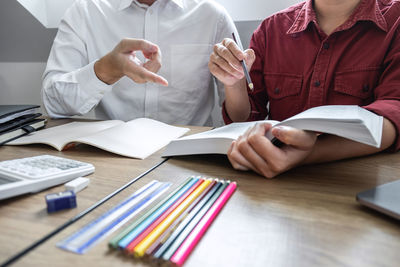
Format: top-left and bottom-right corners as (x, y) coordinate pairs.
(149, 45), (158, 52)
(273, 126), (284, 137)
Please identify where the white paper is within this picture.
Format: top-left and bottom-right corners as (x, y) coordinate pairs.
(75, 118), (190, 159)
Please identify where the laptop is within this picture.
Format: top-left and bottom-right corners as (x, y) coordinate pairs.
(356, 180), (400, 220)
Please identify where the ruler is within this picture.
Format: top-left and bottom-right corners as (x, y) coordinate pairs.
(57, 180), (171, 254)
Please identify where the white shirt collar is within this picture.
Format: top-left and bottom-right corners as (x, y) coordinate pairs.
(118, 0), (183, 11)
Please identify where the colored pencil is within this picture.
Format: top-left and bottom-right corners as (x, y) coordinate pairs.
(158, 181), (227, 261)
(133, 179), (213, 257)
(108, 177), (193, 249)
(145, 180), (217, 256)
(170, 182), (237, 266)
(122, 179), (204, 251)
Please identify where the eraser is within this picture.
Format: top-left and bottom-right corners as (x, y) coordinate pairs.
(65, 177), (90, 193)
(46, 191), (77, 213)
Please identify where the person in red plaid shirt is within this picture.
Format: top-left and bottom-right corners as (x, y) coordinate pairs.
(209, 0), (400, 178)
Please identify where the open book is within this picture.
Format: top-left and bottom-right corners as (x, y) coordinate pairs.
(163, 105), (383, 157)
(8, 118), (189, 159)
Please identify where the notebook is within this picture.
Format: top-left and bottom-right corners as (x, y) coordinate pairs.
(0, 113), (42, 133)
(0, 105), (39, 124)
(356, 180), (400, 220)
(0, 118), (46, 145)
(8, 118), (189, 159)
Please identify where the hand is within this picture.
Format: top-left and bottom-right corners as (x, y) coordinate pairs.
(94, 38), (168, 86)
(208, 38), (255, 87)
(227, 123), (318, 178)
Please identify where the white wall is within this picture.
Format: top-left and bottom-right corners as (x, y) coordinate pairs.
(216, 0), (301, 21)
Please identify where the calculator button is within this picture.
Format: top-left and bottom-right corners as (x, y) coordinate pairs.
(0, 155), (94, 182)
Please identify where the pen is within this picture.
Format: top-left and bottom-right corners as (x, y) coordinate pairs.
(231, 32), (254, 91)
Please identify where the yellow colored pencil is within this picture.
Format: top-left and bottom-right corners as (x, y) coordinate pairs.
(133, 179), (212, 258)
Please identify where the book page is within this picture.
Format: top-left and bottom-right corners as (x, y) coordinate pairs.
(8, 120), (123, 150)
(163, 120), (280, 156)
(266, 105), (383, 147)
(74, 118), (190, 159)
(181, 121), (276, 141)
(282, 105), (364, 122)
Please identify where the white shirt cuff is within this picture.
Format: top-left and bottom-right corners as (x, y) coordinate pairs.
(74, 61), (112, 113)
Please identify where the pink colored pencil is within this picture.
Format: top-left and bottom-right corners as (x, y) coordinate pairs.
(170, 182), (237, 266)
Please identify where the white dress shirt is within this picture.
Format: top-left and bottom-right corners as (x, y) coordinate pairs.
(42, 0), (236, 126)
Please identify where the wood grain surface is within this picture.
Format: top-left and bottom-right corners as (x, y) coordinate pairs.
(1, 119), (399, 267)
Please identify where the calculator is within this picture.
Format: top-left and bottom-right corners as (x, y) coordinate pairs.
(0, 155), (94, 200)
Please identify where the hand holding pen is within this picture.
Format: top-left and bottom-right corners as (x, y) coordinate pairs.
(231, 32), (254, 90)
(208, 33), (256, 90)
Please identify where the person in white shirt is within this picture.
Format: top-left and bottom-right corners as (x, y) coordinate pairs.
(42, 0), (236, 126)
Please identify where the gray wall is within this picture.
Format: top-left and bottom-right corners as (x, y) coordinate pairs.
(0, 0), (57, 62)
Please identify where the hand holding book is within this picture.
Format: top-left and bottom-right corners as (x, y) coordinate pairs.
(163, 105), (384, 177)
(227, 122), (318, 176)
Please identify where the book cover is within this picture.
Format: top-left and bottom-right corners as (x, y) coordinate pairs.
(0, 118), (47, 145)
(0, 105), (39, 124)
(0, 113), (42, 133)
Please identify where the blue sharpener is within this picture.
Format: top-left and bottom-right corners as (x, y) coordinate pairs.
(45, 190), (77, 213)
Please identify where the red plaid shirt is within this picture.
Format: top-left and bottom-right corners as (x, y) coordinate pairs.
(222, 0), (400, 151)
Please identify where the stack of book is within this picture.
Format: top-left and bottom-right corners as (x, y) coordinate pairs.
(0, 105), (46, 145)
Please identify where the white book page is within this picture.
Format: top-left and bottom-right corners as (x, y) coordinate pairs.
(75, 118), (190, 159)
(266, 105), (382, 147)
(8, 120), (123, 150)
(163, 120), (280, 156)
(180, 120), (279, 141)
(283, 105), (364, 122)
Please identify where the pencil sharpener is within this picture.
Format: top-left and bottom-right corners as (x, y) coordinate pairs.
(45, 190), (77, 213)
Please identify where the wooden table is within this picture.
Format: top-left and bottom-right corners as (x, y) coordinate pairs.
(1, 119), (400, 267)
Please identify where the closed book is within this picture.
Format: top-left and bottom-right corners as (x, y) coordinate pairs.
(0, 105), (39, 124)
(0, 113), (42, 133)
(0, 118), (47, 145)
